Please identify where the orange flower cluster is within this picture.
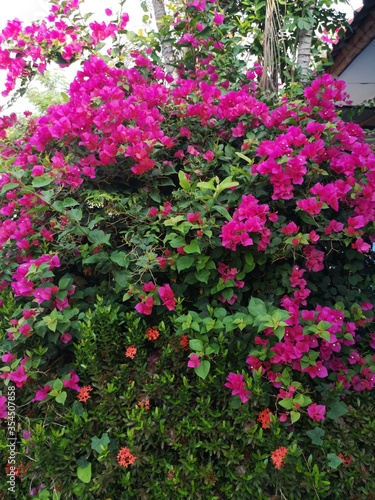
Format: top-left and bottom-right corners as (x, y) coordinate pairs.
(5, 461), (29, 479)
(146, 327), (160, 341)
(125, 345), (137, 359)
(271, 446), (288, 469)
(337, 453), (352, 467)
(137, 399), (150, 410)
(77, 385), (93, 402)
(257, 408), (272, 429)
(117, 447), (137, 468)
(179, 334), (189, 349)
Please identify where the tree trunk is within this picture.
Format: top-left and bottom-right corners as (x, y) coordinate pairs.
(259, 0), (282, 93)
(151, 0), (175, 74)
(296, 2), (316, 82)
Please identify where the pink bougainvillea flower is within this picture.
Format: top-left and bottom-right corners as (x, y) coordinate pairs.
(148, 207), (158, 217)
(187, 0), (207, 12)
(142, 281), (156, 292)
(158, 284), (176, 311)
(8, 365), (28, 387)
(18, 323), (31, 337)
(135, 296), (155, 315)
(187, 353), (201, 368)
(203, 150), (214, 161)
(213, 10), (225, 24)
(32, 385), (52, 402)
(1, 352), (16, 363)
(187, 212), (202, 223)
(59, 332), (72, 344)
(63, 370), (80, 391)
(225, 372), (251, 403)
(307, 403), (326, 422)
(0, 396), (7, 420)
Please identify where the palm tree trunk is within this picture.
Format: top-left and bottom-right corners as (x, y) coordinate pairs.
(296, 1), (316, 82)
(260, 0), (283, 93)
(151, 0), (175, 74)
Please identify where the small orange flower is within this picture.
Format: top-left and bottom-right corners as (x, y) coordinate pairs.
(137, 399), (150, 410)
(146, 327), (160, 341)
(125, 345), (137, 359)
(271, 446), (288, 469)
(257, 408), (272, 429)
(337, 453), (352, 467)
(77, 385), (93, 402)
(117, 447), (137, 468)
(179, 334), (189, 349)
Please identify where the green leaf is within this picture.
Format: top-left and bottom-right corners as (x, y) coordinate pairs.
(88, 229), (111, 246)
(32, 176), (53, 188)
(83, 253), (108, 264)
(212, 205), (232, 221)
(67, 208), (83, 221)
(114, 271), (131, 288)
(235, 151), (253, 164)
(164, 215), (185, 226)
(40, 189), (55, 204)
(77, 462), (92, 483)
(168, 235), (186, 248)
(229, 395), (242, 409)
(55, 391), (67, 405)
(327, 400), (348, 420)
(327, 453), (342, 469)
(306, 427), (325, 446)
(278, 398), (294, 410)
(195, 269), (210, 283)
(184, 240), (201, 254)
(319, 330), (331, 342)
(63, 197), (79, 208)
(194, 360), (210, 380)
(189, 339), (203, 351)
(91, 433), (110, 454)
(52, 200), (65, 212)
(248, 297), (267, 317)
(178, 170), (190, 190)
(197, 180), (215, 191)
(61, 91), (70, 102)
(243, 252), (255, 272)
(1, 182), (19, 194)
(176, 256), (195, 272)
(53, 379), (63, 392)
(110, 252), (129, 268)
(72, 400), (84, 417)
(290, 410), (300, 423)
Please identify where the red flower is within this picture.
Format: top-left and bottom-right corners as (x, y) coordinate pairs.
(257, 408), (272, 429)
(125, 345), (137, 359)
(77, 385), (93, 402)
(146, 327), (160, 341)
(271, 446), (288, 469)
(117, 447), (137, 468)
(337, 453), (352, 467)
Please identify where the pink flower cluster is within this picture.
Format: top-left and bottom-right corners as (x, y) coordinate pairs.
(135, 282), (176, 315)
(0, 1), (129, 97)
(225, 372), (251, 403)
(220, 194), (275, 251)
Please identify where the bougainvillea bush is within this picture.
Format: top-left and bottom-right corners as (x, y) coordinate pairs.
(0, 0), (375, 498)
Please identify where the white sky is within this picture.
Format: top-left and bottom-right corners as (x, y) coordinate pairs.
(0, 0), (365, 115)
